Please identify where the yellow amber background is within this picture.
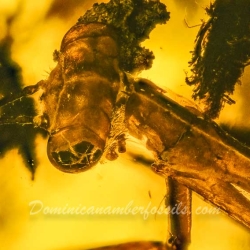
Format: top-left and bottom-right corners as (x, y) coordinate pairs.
(0, 0), (249, 249)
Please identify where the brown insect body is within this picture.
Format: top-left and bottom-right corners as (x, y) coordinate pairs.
(125, 78), (250, 230)
(41, 23), (124, 173)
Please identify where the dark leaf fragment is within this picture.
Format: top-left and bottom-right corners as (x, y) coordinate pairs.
(0, 32), (45, 179)
(78, 0), (170, 72)
(186, 0), (250, 118)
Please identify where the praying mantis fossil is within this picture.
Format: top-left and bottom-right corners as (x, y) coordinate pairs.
(0, 0), (250, 249)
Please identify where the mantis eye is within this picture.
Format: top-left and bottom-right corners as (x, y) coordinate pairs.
(47, 128), (104, 173)
(52, 141), (102, 169)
